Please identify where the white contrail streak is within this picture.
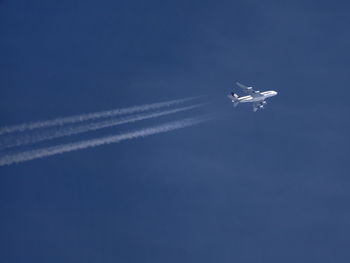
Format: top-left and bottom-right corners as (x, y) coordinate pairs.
(0, 104), (204, 149)
(0, 116), (211, 166)
(0, 96), (200, 135)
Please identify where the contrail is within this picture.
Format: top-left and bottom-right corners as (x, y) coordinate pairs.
(0, 116), (211, 166)
(0, 104), (205, 149)
(0, 96), (200, 135)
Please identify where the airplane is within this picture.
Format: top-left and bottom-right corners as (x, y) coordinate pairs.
(228, 82), (278, 112)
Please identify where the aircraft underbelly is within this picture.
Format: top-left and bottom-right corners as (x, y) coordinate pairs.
(240, 96), (265, 103)
(252, 97), (264, 102)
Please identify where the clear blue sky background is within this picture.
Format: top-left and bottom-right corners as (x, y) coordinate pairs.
(1, 0), (349, 262)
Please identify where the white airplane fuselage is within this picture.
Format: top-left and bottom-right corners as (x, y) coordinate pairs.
(237, 90), (278, 103)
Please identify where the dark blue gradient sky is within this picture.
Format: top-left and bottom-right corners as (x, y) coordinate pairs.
(1, 0), (350, 262)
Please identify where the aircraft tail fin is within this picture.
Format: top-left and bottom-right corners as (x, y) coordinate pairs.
(227, 92), (239, 107)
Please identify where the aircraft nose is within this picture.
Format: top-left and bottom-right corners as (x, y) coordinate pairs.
(274, 91), (278, 95)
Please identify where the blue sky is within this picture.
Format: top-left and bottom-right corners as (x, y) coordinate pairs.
(1, 0), (350, 262)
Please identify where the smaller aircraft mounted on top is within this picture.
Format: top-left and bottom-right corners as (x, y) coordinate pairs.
(228, 82), (278, 112)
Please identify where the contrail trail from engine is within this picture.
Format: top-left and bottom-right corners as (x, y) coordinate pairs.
(0, 116), (211, 166)
(0, 104), (205, 149)
(0, 96), (200, 135)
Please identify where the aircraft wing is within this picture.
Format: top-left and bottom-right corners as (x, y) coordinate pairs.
(253, 101), (266, 112)
(236, 82), (261, 96)
(253, 102), (259, 112)
(236, 82), (254, 95)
